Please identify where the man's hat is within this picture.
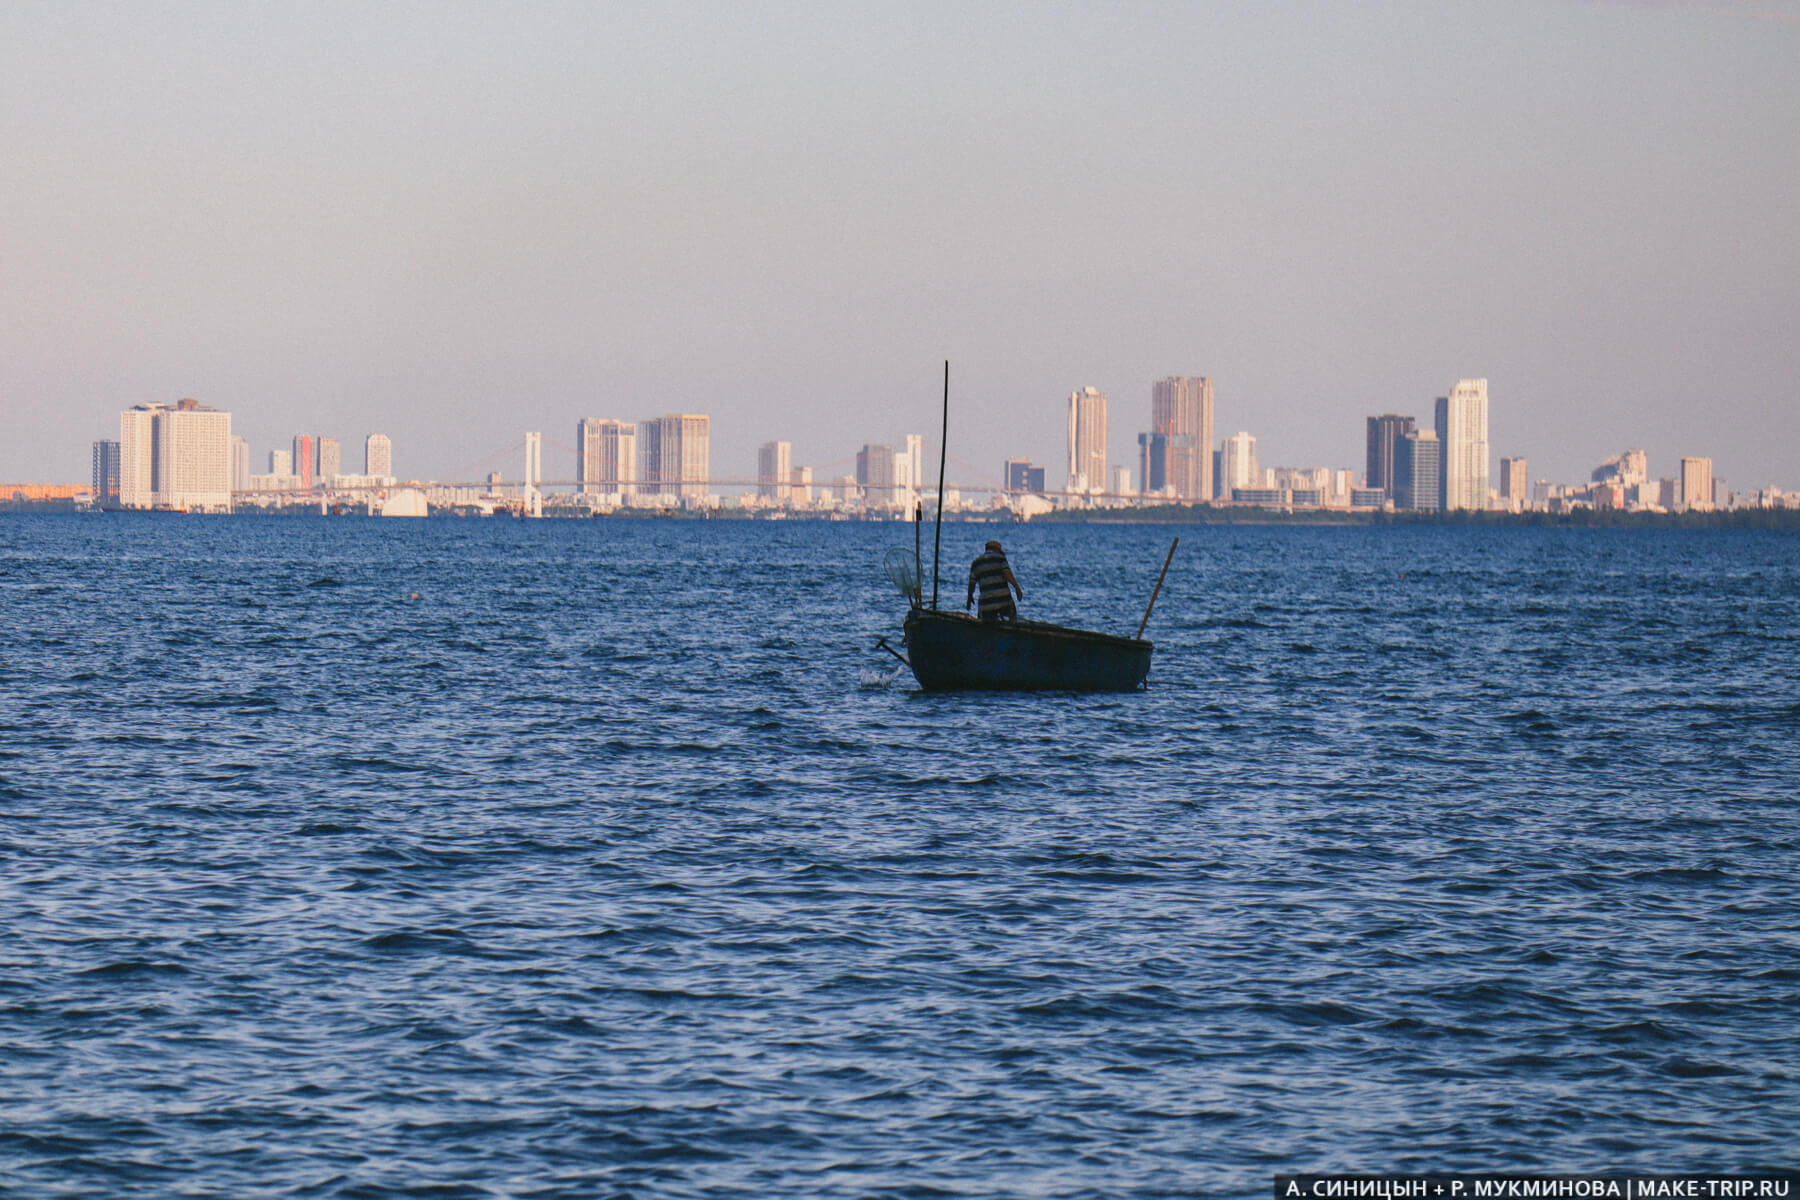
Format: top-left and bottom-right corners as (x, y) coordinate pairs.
(985, 539), (1003, 551)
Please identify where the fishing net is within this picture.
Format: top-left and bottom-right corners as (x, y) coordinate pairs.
(883, 546), (922, 603)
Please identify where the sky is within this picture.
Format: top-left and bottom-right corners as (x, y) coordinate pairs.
(4, 0), (1797, 493)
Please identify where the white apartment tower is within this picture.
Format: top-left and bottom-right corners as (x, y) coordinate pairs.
(577, 419), (637, 496)
(119, 408), (155, 507)
(637, 414), (709, 500)
(119, 400), (234, 512)
(1218, 431), (1259, 497)
(1434, 378), (1490, 511)
(1680, 457), (1714, 512)
(892, 445), (918, 512)
(1066, 387), (1108, 494)
(158, 403), (232, 510)
(365, 433), (393, 479)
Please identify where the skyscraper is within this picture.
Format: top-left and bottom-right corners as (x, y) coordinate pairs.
(119, 399), (233, 512)
(856, 443), (897, 505)
(577, 419), (636, 496)
(1066, 387), (1108, 494)
(91, 440), (121, 509)
(1499, 456), (1528, 508)
(365, 433), (393, 478)
(1395, 430), (1441, 512)
(673, 415), (709, 499)
(1150, 376), (1213, 501)
(293, 435), (314, 492)
(317, 436), (341, 484)
(1218, 432), (1259, 497)
(1679, 456), (1713, 511)
(1004, 459), (1046, 492)
(231, 436), (250, 493)
(1366, 414), (1417, 501)
(758, 440), (792, 503)
(1434, 379), (1489, 511)
(637, 414), (708, 499)
(119, 408), (154, 507)
(1137, 433), (1168, 495)
(635, 421), (661, 496)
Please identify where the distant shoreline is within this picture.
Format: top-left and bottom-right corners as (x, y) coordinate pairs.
(6, 498), (1798, 530)
(1033, 505), (1800, 530)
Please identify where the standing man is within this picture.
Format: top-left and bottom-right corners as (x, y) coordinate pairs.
(966, 539), (1024, 622)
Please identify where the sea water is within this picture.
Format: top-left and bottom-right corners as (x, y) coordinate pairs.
(2, 515), (1797, 1198)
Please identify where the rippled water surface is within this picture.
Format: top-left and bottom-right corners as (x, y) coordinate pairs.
(3, 515), (1797, 1198)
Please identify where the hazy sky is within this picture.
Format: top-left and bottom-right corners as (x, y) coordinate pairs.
(5, 0), (1797, 491)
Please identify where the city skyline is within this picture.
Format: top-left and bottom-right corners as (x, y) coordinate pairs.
(86, 389), (1758, 515)
(81, 371), (1754, 507)
(6, 5), (1795, 491)
(30, 360), (1789, 501)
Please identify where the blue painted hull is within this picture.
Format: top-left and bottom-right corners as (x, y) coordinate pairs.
(902, 609), (1152, 692)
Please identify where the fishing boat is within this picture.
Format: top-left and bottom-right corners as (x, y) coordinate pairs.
(899, 607), (1153, 691)
(875, 363), (1175, 692)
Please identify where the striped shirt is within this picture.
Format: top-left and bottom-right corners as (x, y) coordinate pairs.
(969, 550), (1017, 618)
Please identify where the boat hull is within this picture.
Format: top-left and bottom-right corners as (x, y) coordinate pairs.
(902, 609), (1152, 692)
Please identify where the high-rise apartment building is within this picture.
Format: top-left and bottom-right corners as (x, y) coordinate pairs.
(1149, 376), (1213, 501)
(1366, 414), (1417, 501)
(674, 415), (709, 499)
(119, 399), (233, 512)
(1434, 379), (1489, 511)
(1499, 457), (1528, 508)
(1395, 430), (1441, 512)
(365, 433), (393, 479)
(1218, 432), (1259, 497)
(91, 440), (122, 509)
(635, 421), (661, 496)
(270, 449), (292, 476)
(1066, 387), (1108, 494)
(317, 437), (341, 484)
(1679, 456), (1713, 511)
(293, 435), (315, 491)
(758, 440), (792, 503)
(231, 436), (250, 493)
(1004, 459), (1046, 493)
(636, 414), (708, 499)
(578, 419), (637, 496)
(120, 408), (154, 507)
(856, 443), (897, 505)
(1136, 434), (1168, 495)
(903, 435), (925, 498)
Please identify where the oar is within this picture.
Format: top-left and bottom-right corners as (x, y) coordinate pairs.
(1135, 537), (1179, 639)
